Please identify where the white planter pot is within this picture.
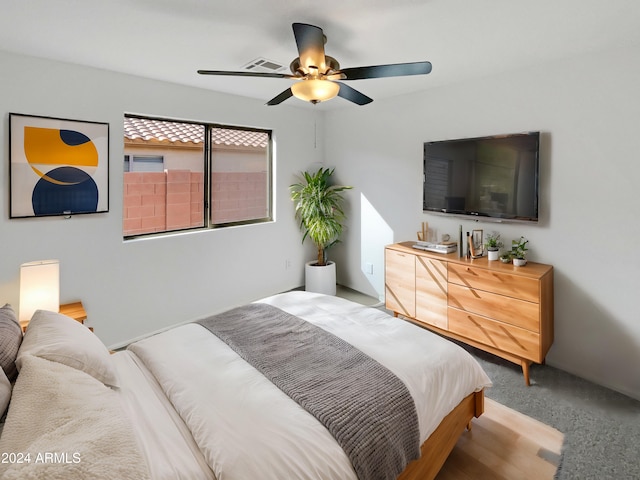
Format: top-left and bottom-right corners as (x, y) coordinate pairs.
(487, 249), (499, 261)
(305, 261), (337, 295)
(513, 258), (527, 267)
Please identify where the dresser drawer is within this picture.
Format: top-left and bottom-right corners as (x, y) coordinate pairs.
(448, 307), (541, 362)
(448, 263), (539, 302)
(385, 248), (416, 317)
(448, 283), (540, 332)
(416, 256), (448, 329)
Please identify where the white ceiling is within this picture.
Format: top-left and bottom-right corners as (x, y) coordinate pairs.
(2, 0), (640, 110)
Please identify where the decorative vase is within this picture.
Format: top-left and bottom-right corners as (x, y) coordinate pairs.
(487, 249), (499, 261)
(513, 258), (527, 267)
(305, 261), (337, 295)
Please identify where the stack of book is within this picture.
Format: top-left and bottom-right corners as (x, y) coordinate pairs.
(411, 241), (458, 254)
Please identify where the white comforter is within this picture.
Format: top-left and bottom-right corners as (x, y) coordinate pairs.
(0, 355), (150, 480)
(128, 291), (491, 480)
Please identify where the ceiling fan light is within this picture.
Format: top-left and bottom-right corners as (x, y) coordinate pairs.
(291, 79), (340, 104)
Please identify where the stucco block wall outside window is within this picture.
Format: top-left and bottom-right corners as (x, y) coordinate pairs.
(211, 172), (268, 224)
(124, 170), (268, 236)
(124, 171), (203, 236)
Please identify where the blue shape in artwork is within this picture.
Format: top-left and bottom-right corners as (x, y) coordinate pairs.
(59, 129), (92, 146)
(32, 166), (99, 215)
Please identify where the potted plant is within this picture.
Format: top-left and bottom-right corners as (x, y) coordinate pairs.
(511, 236), (529, 266)
(499, 252), (512, 263)
(290, 167), (352, 295)
(484, 232), (503, 261)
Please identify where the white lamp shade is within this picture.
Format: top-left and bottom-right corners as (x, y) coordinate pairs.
(291, 79), (340, 103)
(19, 260), (60, 322)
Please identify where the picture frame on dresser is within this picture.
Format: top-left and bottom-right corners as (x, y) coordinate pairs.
(472, 229), (483, 256)
(9, 113), (109, 219)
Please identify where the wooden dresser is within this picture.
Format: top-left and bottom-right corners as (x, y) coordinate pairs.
(385, 241), (554, 385)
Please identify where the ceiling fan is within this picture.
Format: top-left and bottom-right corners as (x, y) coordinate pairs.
(198, 22), (432, 106)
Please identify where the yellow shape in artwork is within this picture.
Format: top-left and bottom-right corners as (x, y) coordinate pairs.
(29, 165), (77, 186)
(24, 126), (98, 168)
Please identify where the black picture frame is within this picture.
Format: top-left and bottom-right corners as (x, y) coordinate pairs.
(9, 113), (109, 218)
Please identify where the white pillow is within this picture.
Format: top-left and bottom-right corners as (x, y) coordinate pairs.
(16, 310), (119, 387)
(0, 303), (22, 382)
(0, 368), (10, 417)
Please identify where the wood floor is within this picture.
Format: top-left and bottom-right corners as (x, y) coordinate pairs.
(435, 398), (565, 480)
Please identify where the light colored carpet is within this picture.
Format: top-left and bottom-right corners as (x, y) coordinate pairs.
(335, 285), (383, 307)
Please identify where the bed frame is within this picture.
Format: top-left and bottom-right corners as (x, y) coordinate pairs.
(398, 389), (485, 480)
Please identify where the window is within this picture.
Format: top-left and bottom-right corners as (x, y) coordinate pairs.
(210, 127), (270, 225)
(124, 155), (164, 173)
(123, 115), (271, 238)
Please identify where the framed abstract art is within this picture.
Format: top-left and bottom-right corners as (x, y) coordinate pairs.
(9, 113), (109, 218)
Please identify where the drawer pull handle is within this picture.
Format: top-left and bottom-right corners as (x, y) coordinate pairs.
(466, 268), (478, 276)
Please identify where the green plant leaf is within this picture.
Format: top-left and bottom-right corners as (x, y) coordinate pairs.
(289, 167), (352, 265)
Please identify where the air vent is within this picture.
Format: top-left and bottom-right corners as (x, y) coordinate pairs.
(242, 58), (286, 73)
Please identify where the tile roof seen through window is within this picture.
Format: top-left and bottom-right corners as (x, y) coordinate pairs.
(124, 117), (268, 148)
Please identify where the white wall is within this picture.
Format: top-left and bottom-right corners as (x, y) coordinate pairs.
(3, 46), (639, 401)
(0, 50), (319, 347)
(327, 46), (640, 400)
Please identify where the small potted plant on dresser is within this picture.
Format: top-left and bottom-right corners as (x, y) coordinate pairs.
(511, 236), (529, 266)
(484, 232), (503, 261)
(289, 167), (352, 295)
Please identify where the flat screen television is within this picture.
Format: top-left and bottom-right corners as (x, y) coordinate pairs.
(423, 132), (540, 223)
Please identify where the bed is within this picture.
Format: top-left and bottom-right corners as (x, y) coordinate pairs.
(0, 291), (491, 480)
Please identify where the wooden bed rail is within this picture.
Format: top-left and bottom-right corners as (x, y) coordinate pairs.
(397, 389), (484, 480)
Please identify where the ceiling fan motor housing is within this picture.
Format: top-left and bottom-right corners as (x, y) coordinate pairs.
(289, 56), (340, 77)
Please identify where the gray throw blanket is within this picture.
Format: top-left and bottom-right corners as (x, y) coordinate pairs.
(196, 303), (420, 480)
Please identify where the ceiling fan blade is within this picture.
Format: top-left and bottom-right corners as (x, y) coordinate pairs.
(266, 88), (294, 106)
(336, 82), (373, 106)
(292, 23), (326, 71)
(197, 69), (295, 79)
(338, 61), (432, 80)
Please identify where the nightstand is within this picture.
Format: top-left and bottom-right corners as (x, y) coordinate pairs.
(20, 301), (90, 332)
(60, 301), (92, 331)
(59, 301), (87, 323)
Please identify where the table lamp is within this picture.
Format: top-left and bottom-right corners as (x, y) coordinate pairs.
(19, 259), (60, 324)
